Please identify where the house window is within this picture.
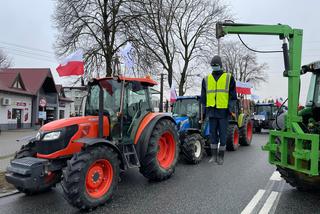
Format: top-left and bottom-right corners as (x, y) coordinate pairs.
(13, 80), (23, 89)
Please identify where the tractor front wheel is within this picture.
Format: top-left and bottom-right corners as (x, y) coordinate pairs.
(181, 133), (204, 164)
(140, 119), (179, 181)
(62, 146), (119, 210)
(239, 117), (253, 146)
(226, 124), (240, 151)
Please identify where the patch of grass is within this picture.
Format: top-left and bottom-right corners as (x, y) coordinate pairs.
(0, 171), (15, 193)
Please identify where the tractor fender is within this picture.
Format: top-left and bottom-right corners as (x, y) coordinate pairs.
(75, 137), (125, 169)
(237, 113), (246, 128)
(135, 114), (176, 161)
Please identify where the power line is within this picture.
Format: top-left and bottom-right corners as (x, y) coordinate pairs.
(0, 41), (55, 55)
(0, 46), (55, 59)
(9, 52), (57, 63)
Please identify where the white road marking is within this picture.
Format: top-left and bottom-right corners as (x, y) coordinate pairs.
(269, 171), (282, 181)
(241, 189), (266, 214)
(259, 191), (279, 214)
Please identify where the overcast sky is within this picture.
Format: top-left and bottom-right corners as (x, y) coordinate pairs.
(0, 0), (319, 103)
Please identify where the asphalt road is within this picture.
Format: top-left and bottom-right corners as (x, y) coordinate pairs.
(1, 133), (320, 214)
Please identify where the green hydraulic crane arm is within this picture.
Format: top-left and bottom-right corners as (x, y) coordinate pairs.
(216, 22), (303, 133)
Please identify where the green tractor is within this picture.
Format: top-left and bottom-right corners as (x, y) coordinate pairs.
(216, 22), (320, 190)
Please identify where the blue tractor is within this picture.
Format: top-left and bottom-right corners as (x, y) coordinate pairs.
(172, 96), (253, 164)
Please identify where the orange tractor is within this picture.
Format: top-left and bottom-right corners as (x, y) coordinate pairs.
(6, 76), (180, 210)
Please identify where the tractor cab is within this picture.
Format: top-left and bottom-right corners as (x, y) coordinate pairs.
(85, 76), (155, 141)
(172, 96), (201, 131)
(299, 61), (320, 131)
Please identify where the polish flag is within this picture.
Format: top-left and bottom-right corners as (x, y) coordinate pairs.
(236, 81), (252, 95)
(56, 50), (84, 77)
(170, 85), (177, 103)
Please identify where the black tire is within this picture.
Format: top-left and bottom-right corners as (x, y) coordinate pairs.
(277, 167), (320, 191)
(181, 133), (205, 164)
(62, 146), (120, 210)
(239, 117), (253, 146)
(140, 119), (180, 181)
(13, 142), (61, 195)
(254, 127), (262, 133)
(226, 124), (240, 151)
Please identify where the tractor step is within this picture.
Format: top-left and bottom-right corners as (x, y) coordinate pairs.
(122, 144), (140, 169)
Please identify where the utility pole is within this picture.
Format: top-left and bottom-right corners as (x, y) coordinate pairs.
(159, 73), (164, 112)
(217, 38), (221, 55)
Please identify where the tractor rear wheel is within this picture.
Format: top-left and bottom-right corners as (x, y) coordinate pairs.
(239, 117), (253, 146)
(277, 167), (320, 191)
(62, 146), (119, 210)
(14, 142), (61, 195)
(226, 124), (240, 151)
(181, 133), (204, 164)
(140, 119), (179, 181)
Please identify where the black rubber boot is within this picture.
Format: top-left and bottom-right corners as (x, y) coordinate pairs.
(217, 150), (224, 165)
(209, 149), (218, 163)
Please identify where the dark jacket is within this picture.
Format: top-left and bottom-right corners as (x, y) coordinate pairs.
(200, 70), (237, 118)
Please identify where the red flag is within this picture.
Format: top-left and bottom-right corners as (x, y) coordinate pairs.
(275, 99), (282, 108)
(170, 85), (177, 103)
(56, 50), (84, 76)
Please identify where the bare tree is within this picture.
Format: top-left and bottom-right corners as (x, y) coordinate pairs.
(221, 41), (268, 86)
(0, 49), (12, 68)
(53, 0), (135, 78)
(127, 0), (182, 87)
(173, 0), (228, 96)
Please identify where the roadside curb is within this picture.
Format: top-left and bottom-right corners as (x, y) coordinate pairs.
(0, 154), (14, 160)
(0, 190), (19, 198)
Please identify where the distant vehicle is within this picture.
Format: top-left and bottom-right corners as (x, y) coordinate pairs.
(252, 103), (286, 133)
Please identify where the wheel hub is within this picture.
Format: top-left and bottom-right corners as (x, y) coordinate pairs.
(157, 132), (176, 169)
(85, 159), (113, 199)
(194, 140), (201, 158)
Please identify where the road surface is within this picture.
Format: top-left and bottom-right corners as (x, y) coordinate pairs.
(0, 133), (319, 214)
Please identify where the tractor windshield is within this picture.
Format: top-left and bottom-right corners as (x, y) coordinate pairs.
(172, 99), (199, 117)
(85, 80), (122, 118)
(254, 105), (276, 119)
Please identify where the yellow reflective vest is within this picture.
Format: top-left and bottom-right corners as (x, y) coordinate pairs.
(205, 72), (231, 109)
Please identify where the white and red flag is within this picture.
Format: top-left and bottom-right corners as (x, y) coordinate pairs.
(236, 81), (252, 95)
(56, 50), (84, 77)
(170, 85), (177, 103)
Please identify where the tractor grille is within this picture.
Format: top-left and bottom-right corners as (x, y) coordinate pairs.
(35, 125), (78, 155)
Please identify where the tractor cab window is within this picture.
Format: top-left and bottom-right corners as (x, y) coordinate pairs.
(173, 99), (199, 117)
(312, 74), (320, 107)
(123, 81), (152, 137)
(306, 74), (316, 107)
(85, 80), (122, 138)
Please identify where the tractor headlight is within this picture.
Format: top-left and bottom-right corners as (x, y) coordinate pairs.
(35, 132), (41, 141)
(42, 131), (61, 141)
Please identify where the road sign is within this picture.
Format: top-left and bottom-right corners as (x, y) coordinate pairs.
(39, 111), (47, 120)
(39, 98), (47, 107)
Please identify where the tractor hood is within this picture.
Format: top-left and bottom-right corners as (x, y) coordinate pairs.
(174, 116), (189, 125)
(40, 116), (100, 132)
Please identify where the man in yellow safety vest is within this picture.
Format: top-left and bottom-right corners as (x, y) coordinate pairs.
(200, 55), (237, 165)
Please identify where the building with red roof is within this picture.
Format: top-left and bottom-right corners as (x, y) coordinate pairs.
(0, 68), (73, 130)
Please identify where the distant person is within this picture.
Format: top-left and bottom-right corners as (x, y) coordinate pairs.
(201, 55), (237, 165)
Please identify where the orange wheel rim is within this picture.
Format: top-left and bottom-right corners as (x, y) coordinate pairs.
(85, 159), (113, 199)
(247, 121), (253, 142)
(234, 129), (239, 145)
(157, 132), (176, 169)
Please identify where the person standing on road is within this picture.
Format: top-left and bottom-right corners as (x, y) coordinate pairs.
(200, 55), (237, 165)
